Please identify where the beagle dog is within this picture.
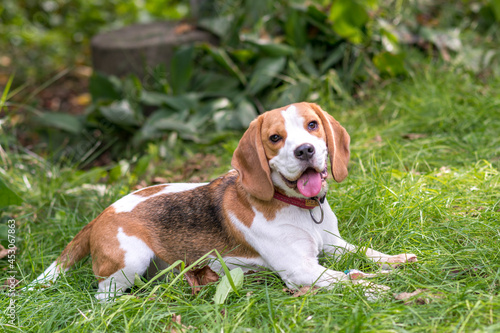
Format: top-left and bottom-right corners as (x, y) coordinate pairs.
(30, 102), (416, 300)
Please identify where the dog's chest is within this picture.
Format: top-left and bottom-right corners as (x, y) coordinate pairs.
(231, 205), (326, 258)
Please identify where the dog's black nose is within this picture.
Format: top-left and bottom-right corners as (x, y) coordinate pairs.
(294, 144), (315, 161)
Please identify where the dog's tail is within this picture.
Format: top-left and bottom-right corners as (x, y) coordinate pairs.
(27, 217), (97, 289)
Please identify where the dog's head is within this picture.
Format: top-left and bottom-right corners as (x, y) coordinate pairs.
(232, 102), (350, 201)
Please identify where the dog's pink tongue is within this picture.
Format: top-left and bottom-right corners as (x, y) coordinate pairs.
(297, 169), (322, 198)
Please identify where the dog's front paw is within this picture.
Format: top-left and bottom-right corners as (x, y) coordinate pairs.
(382, 253), (418, 269)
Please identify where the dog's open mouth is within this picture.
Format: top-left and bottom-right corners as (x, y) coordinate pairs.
(281, 166), (328, 197)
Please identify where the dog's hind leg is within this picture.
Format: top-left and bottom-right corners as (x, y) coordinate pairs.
(93, 227), (155, 302)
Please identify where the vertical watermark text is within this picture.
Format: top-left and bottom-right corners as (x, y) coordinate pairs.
(5, 219), (17, 325)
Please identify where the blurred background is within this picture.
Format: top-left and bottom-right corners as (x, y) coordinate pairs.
(1, 0), (498, 168)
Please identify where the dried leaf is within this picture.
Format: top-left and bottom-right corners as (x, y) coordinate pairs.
(394, 289), (444, 305)
(244, 270), (258, 275)
(172, 314), (182, 324)
(133, 180), (148, 190)
(168, 314), (197, 333)
(293, 286), (319, 297)
(283, 286), (320, 297)
(394, 288), (425, 301)
(0, 245), (17, 260)
(152, 177), (169, 184)
(184, 265), (219, 295)
(0, 73), (10, 85)
(175, 23), (195, 35)
(71, 93), (91, 106)
(0, 245), (8, 259)
(244, 270), (265, 284)
(147, 294), (162, 302)
(73, 65), (93, 78)
(0, 277), (19, 291)
(436, 166), (451, 177)
(402, 133), (428, 140)
(0, 56), (11, 67)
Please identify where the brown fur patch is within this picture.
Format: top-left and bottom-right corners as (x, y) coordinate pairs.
(220, 181), (261, 257)
(88, 208), (125, 280)
(232, 116), (274, 201)
(57, 219), (96, 270)
(123, 173), (261, 266)
(88, 207), (156, 280)
(309, 103), (350, 182)
(251, 196), (288, 221)
(224, 182), (256, 228)
(295, 103), (327, 141)
(223, 172), (287, 225)
(260, 109), (287, 160)
(134, 185), (168, 197)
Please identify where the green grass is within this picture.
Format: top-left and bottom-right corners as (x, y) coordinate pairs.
(1, 63), (500, 332)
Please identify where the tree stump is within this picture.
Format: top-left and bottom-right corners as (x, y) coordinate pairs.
(91, 21), (217, 80)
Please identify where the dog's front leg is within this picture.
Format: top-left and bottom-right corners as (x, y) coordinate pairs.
(319, 202), (417, 269)
(246, 223), (350, 288)
(246, 222), (391, 299)
(268, 255), (391, 298)
(252, 229), (382, 292)
(323, 231), (417, 270)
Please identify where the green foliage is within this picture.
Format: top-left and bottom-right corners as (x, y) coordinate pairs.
(0, 178), (23, 209)
(0, 75), (23, 211)
(21, 1), (406, 159)
(328, 0), (376, 44)
(0, 0), (187, 82)
(3, 0), (500, 163)
(0, 75), (14, 112)
(213, 268), (244, 305)
(373, 51), (407, 76)
(34, 112), (83, 134)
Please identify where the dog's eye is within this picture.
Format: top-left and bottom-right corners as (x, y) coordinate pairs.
(269, 134), (282, 143)
(308, 121), (318, 130)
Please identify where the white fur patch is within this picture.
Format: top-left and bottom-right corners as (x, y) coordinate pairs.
(96, 227), (155, 301)
(111, 194), (146, 214)
(112, 183), (207, 213)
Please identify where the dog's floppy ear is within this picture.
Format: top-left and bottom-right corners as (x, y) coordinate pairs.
(310, 103), (350, 182)
(232, 116), (274, 201)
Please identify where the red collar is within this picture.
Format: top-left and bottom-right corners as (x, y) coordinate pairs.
(273, 190), (324, 210)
